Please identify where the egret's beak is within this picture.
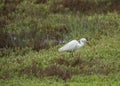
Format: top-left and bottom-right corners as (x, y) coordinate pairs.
(86, 41), (90, 46)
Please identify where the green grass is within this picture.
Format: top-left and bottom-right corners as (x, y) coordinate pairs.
(0, 33), (120, 85)
(0, 0), (120, 85)
(0, 11), (120, 86)
(0, 75), (120, 86)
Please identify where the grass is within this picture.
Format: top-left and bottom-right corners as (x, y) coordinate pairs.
(0, 33), (120, 85)
(1, 75), (120, 86)
(0, 11), (120, 86)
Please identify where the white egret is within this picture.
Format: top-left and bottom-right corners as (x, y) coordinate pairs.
(58, 38), (87, 56)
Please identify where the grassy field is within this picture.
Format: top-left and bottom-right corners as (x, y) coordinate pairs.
(0, 14), (120, 85)
(0, 0), (120, 86)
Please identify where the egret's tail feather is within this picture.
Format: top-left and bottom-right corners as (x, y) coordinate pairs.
(58, 48), (63, 52)
(58, 48), (62, 52)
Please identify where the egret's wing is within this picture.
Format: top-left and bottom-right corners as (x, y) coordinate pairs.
(58, 40), (78, 52)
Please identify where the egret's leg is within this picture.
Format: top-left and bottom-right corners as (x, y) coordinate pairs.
(70, 51), (74, 57)
(71, 52), (74, 57)
(68, 51), (72, 57)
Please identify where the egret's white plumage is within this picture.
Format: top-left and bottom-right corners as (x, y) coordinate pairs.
(58, 38), (87, 52)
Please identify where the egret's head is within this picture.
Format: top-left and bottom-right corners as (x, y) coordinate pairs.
(80, 38), (87, 43)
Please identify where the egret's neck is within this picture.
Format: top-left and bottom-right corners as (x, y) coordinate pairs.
(78, 41), (85, 48)
(81, 41), (85, 45)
